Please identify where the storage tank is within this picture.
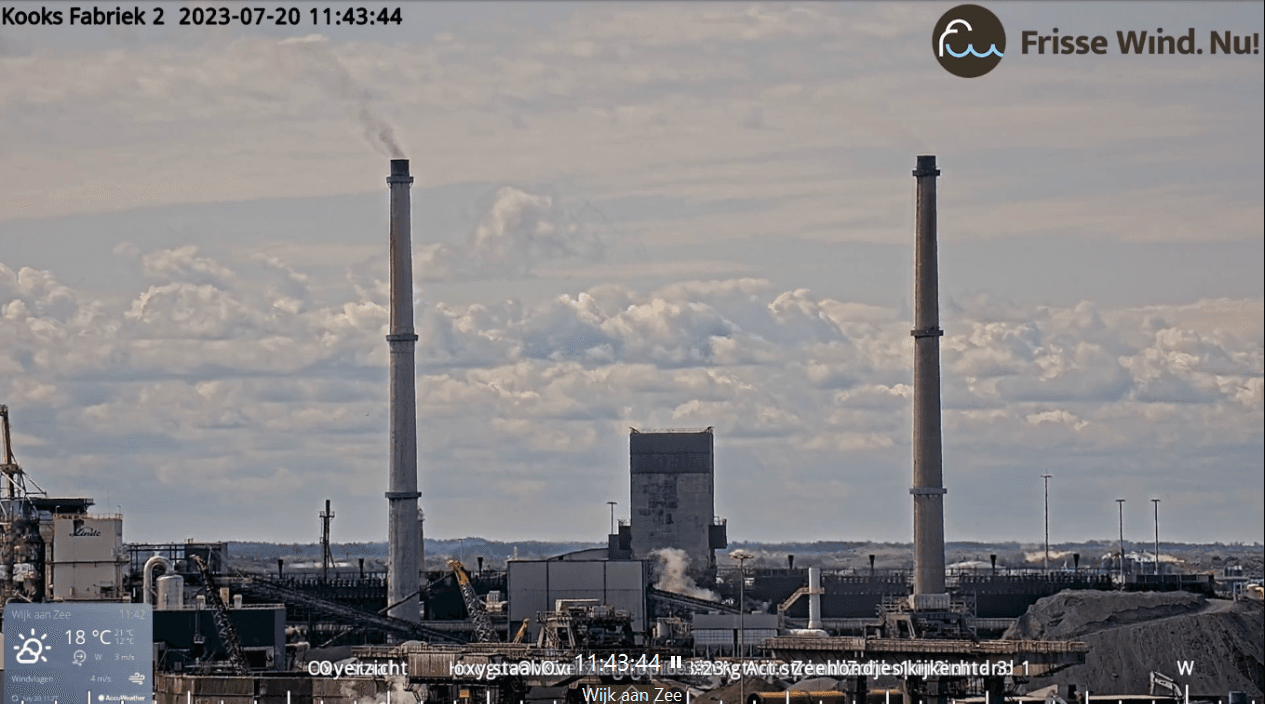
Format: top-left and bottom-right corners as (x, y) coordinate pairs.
(156, 574), (184, 610)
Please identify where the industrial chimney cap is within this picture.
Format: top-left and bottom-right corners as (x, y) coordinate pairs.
(387, 159), (414, 185)
(913, 155), (940, 177)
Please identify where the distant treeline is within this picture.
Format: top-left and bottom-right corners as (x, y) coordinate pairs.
(227, 538), (1260, 562)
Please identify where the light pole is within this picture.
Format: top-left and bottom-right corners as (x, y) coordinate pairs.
(729, 550), (753, 658)
(1041, 473), (1052, 573)
(1115, 499), (1126, 584)
(1152, 498), (1161, 577)
(607, 501), (617, 535)
(729, 549), (754, 704)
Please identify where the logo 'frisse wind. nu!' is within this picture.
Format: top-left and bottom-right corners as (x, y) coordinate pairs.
(934, 5), (1007, 77)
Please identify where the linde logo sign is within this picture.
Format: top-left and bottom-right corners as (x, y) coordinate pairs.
(934, 4), (1262, 77)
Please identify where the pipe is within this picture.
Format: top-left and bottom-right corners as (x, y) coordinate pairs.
(143, 555), (174, 607)
(386, 158), (422, 623)
(417, 507), (426, 585)
(807, 566), (822, 630)
(911, 154), (947, 598)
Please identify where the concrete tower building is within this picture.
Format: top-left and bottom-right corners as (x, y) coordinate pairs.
(628, 427), (726, 574)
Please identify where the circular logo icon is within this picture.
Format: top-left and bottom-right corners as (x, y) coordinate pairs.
(933, 5), (1006, 77)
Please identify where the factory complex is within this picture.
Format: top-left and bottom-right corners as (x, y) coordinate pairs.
(0, 158), (1259, 704)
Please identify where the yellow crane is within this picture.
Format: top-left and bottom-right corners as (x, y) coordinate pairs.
(448, 559), (498, 643)
(511, 618), (530, 644)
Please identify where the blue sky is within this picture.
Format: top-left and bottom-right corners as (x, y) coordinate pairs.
(0, 2), (1260, 548)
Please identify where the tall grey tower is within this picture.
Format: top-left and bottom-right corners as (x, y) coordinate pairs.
(911, 155), (947, 599)
(629, 427), (726, 575)
(386, 159), (421, 622)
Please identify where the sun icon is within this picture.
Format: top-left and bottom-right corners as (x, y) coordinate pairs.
(13, 628), (51, 664)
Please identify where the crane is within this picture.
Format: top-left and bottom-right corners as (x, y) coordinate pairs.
(191, 555), (251, 675)
(511, 618), (530, 644)
(448, 559), (498, 643)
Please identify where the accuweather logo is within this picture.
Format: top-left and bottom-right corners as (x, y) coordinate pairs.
(934, 5), (1007, 77)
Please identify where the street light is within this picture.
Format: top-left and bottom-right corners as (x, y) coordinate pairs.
(1041, 473), (1052, 573)
(607, 501), (617, 535)
(729, 549), (755, 703)
(1152, 498), (1161, 577)
(1115, 499), (1126, 584)
(729, 549), (754, 658)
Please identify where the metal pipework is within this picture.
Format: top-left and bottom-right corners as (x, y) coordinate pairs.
(911, 155), (947, 597)
(143, 554), (174, 607)
(386, 158), (422, 623)
(807, 566), (823, 630)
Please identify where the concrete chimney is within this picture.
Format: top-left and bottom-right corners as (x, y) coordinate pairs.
(386, 158), (421, 623)
(911, 155), (947, 599)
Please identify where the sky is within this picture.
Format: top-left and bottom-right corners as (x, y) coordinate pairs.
(0, 1), (1261, 549)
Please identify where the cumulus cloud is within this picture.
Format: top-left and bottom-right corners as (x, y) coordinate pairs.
(0, 249), (1259, 543)
(140, 245), (236, 287)
(419, 186), (611, 282)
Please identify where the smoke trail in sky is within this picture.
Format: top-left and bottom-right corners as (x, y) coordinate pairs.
(279, 34), (405, 159)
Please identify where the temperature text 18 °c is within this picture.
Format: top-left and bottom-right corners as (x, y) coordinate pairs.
(68, 629), (137, 646)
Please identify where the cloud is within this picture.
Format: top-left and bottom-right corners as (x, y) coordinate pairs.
(2, 3), (1258, 261)
(416, 186), (612, 282)
(140, 245), (235, 287)
(1, 246), (1259, 543)
(0, 1), (1260, 542)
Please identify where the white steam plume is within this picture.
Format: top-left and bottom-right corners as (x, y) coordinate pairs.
(650, 548), (720, 602)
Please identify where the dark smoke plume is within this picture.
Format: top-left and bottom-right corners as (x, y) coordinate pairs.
(279, 35), (405, 159)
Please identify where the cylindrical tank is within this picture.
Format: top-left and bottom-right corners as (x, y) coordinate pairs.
(156, 575), (184, 610)
(1228, 693), (1247, 704)
(233, 594), (243, 609)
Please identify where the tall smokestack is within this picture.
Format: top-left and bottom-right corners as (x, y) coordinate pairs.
(911, 155), (947, 598)
(386, 158), (421, 623)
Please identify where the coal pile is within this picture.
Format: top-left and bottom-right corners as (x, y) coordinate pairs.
(1005, 590), (1263, 696)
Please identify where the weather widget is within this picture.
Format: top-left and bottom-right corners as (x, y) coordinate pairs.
(4, 603), (152, 703)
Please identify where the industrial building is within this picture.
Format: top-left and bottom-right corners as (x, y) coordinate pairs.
(507, 559), (649, 642)
(628, 427), (728, 574)
(47, 512), (126, 600)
